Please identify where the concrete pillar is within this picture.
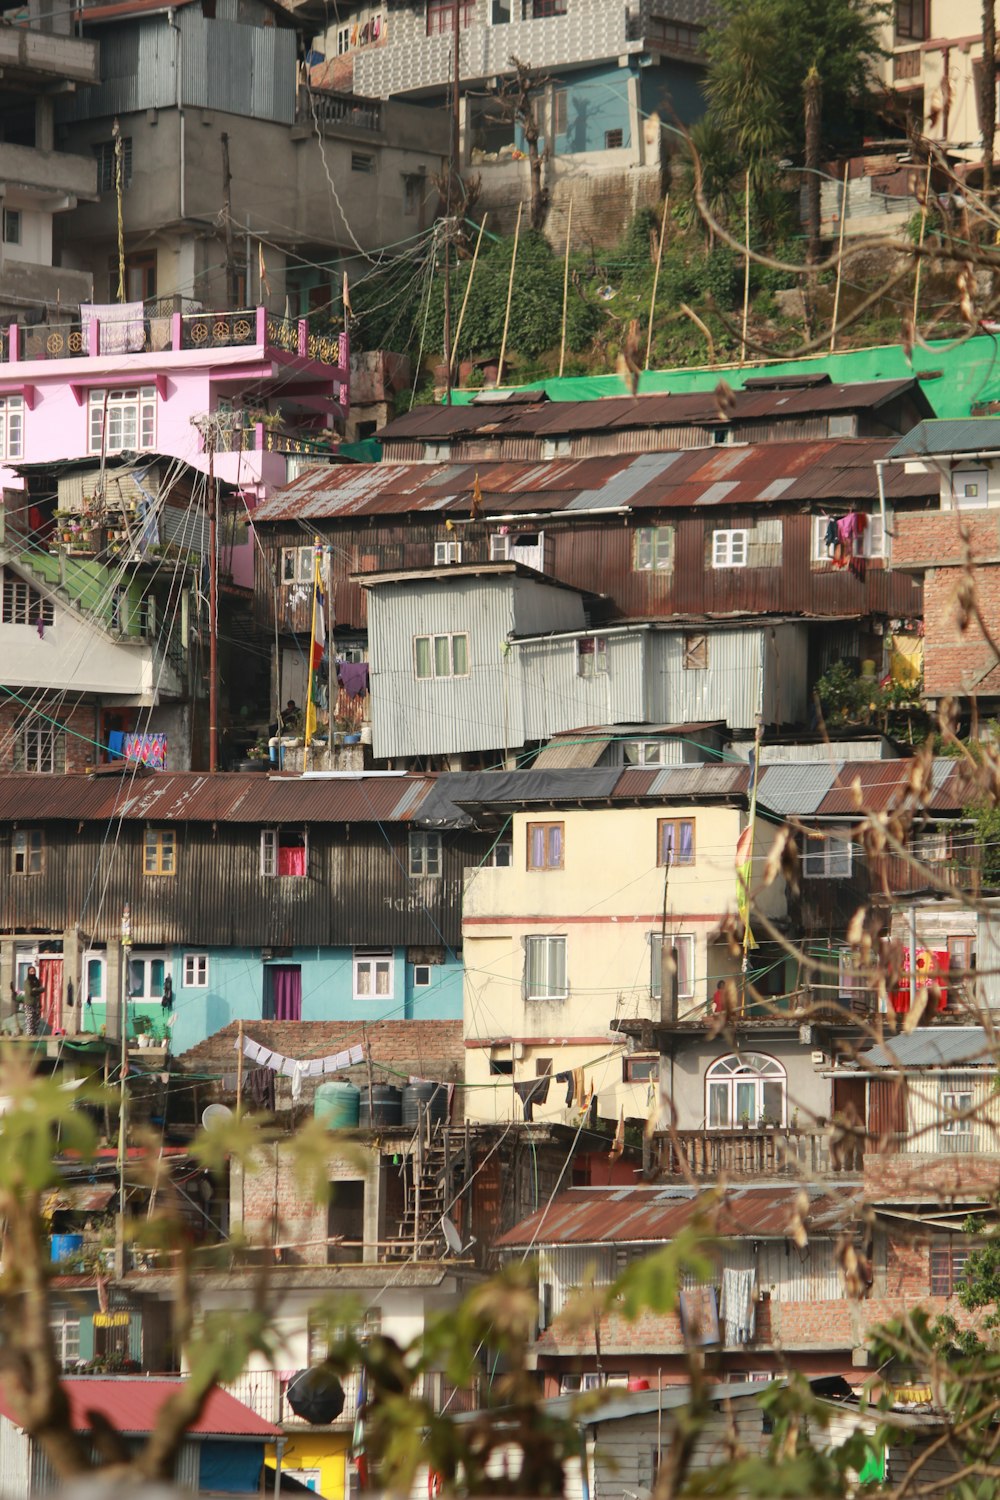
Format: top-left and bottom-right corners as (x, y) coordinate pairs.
(106, 943), (124, 1041)
(62, 927), (81, 1037)
(0, 937), (16, 1027)
(35, 97), (54, 153)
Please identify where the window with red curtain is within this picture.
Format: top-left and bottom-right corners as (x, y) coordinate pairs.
(277, 842), (307, 877)
(426, 0), (474, 33)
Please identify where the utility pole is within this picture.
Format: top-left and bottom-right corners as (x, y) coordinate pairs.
(221, 131), (237, 308)
(116, 903), (131, 1280)
(208, 434), (219, 773)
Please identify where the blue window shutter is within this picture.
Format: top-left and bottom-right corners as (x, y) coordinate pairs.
(78, 1316), (94, 1362)
(129, 1313), (142, 1364)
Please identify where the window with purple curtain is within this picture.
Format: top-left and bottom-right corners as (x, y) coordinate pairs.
(268, 965), (302, 1021)
(658, 819), (695, 867)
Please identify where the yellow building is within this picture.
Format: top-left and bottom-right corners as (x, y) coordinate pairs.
(461, 768), (787, 1128)
(266, 1432), (350, 1499)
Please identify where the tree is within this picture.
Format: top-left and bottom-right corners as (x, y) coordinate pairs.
(983, 0), (997, 198)
(485, 57), (553, 233)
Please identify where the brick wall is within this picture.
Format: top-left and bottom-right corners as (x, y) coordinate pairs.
(0, 699), (96, 774)
(864, 1152), (1000, 1199)
(893, 511), (1000, 696)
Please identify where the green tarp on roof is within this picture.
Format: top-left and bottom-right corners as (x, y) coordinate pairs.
(451, 333), (1000, 419)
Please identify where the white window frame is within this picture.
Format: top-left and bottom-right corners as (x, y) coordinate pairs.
(0, 395), (24, 460)
(49, 1313), (81, 1370)
(939, 1088), (973, 1135)
(524, 934), (568, 1000)
(576, 636), (608, 678)
(281, 545), (314, 585)
(712, 529), (748, 568)
(952, 468), (990, 510)
(706, 1052), (787, 1129)
(650, 932), (695, 1000)
(88, 387), (156, 456)
(489, 533), (511, 560)
(128, 951), (169, 1003)
(12, 829), (43, 875)
(2, 571), (54, 627)
(413, 964), (432, 987)
(414, 632), (469, 679)
(409, 830), (442, 876)
(260, 828), (309, 877)
(16, 717), (63, 773)
(83, 950), (106, 1005)
(353, 948), (394, 1000)
(488, 841), (513, 867)
(633, 525), (674, 572)
(183, 953), (209, 988)
(434, 540), (463, 565)
(811, 513), (886, 560)
(624, 739), (671, 766)
(802, 831), (853, 878)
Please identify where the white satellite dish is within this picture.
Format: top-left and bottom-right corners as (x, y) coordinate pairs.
(440, 1215), (476, 1257)
(201, 1103), (233, 1130)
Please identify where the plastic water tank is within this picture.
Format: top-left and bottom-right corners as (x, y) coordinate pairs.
(359, 1084), (403, 1128)
(314, 1080), (361, 1130)
(402, 1081), (449, 1128)
(50, 1233), (84, 1266)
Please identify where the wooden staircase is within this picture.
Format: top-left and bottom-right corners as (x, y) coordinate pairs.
(388, 1116), (466, 1260)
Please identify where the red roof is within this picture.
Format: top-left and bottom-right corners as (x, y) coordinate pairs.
(0, 1379), (280, 1438)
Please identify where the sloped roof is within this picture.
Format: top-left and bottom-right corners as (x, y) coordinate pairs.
(0, 1378), (280, 1437)
(860, 1028), (995, 1069)
(495, 1185), (851, 1248)
(887, 419), (1000, 459)
(252, 439), (935, 523)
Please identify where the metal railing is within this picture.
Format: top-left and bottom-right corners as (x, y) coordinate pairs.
(179, 310), (257, 352)
(19, 322), (87, 360)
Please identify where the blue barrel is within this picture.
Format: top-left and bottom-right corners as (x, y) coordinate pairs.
(402, 1081), (449, 1128)
(359, 1084), (402, 1128)
(50, 1233), (84, 1266)
(314, 1081), (361, 1130)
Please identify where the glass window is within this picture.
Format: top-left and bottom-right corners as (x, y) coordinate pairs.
(624, 1055), (659, 1082)
(0, 395), (24, 460)
(576, 637), (608, 678)
(427, 0), (474, 30)
(84, 952), (105, 1003)
(88, 387), (156, 455)
(434, 540), (463, 565)
(129, 953), (167, 1001)
(2, 571), (55, 627)
(527, 822), (563, 870)
(143, 829), (175, 875)
(802, 832), (853, 878)
(930, 1237), (971, 1296)
(657, 818), (695, 866)
(705, 1053), (786, 1128)
(12, 829), (43, 875)
(409, 831), (442, 876)
(414, 633), (469, 679)
(939, 1089), (973, 1136)
(183, 953), (209, 987)
(812, 513), (886, 560)
(260, 829), (308, 877)
(490, 533), (511, 560)
(712, 529), (748, 568)
(894, 0), (927, 41)
(14, 716), (64, 774)
(633, 526), (673, 572)
(489, 841), (513, 867)
(525, 935), (567, 999)
(354, 950), (394, 999)
(94, 137), (133, 193)
(650, 933), (694, 999)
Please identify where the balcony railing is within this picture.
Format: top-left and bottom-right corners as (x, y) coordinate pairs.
(214, 421), (335, 457)
(1, 308), (348, 371)
(222, 1367), (479, 1427)
(651, 1127), (860, 1179)
(302, 88), (383, 133)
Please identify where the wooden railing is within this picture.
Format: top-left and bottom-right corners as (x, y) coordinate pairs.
(650, 1128), (862, 1179)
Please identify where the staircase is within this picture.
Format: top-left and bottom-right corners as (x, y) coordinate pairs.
(389, 1116), (464, 1259)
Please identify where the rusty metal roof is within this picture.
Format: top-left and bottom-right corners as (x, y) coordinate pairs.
(378, 380), (931, 443)
(0, 772), (446, 824)
(495, 1185), (852, 1247)
(252, 439), (935, 524)
(810, 759), (968, 817)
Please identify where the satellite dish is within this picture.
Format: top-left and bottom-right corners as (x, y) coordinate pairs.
(440, 1215), (476, 1257)
(201, 1103), (233, 1130)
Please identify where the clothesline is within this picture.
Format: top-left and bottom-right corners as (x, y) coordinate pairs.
(235, 1034), (364, 1075)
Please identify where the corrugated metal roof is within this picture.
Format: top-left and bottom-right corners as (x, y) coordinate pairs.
(0, 772), (440, 825)
(757, 763), (839, 815)
(0, 1378), (281, 1436)
(642, 765), (748, 797)
(379, 380), (929, 443)
(495, 1185), (850, 1248)
(532, 736), (611, 769)
(860, 1027), (993, 1069)
(888, 418), (1000, 459)
(253, 438), (934, 524)
(816, 760), (967, 815)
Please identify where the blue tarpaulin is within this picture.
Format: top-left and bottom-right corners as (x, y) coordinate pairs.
(198, 1440), (265, 1493)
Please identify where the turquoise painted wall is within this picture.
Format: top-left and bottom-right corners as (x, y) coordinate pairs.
(550, 66), (631, 156)
(81, 946), (465, 1054)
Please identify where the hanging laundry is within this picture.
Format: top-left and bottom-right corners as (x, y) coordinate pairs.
(513, 1075), (550, 1122)
(161, 976), (173, 1011)
(338, 660), (369, 698)
(555, 1069), (574, 1106)
(823, 517), (838, 551)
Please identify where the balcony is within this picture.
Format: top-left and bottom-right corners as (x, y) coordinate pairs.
(222, 1368), (479, 1427)
(650, 1127), (858, 1180)
(299, 88), (383, 134)
(0, 25), (99, 85)
(0, 141), (97, 201)
(2, 308), (348, 372)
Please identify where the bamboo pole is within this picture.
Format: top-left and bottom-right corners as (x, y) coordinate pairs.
(739, 169), (751, 365)
(829, 162), (850, 352)
(450, 213), (487, 380)
(236, 1017), (244, 1115)
(644, 193), (669, 370)
(558, 196), (574, 378)
(302, 538), (320, 774)
(911, 158), (933, 335)
(497, 200), (522, 388)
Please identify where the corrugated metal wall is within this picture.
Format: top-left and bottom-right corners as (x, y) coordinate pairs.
(367, 578), (557, 760)
(901, 1070), (1000, 1154)
(516, 632), (646, 743)
(645, 629), (770, 730)
(59, 10), (295, 123)
(0, 1421), (30, 1499)
(0, 824), (486, 946)
(258, 513), (922, 640)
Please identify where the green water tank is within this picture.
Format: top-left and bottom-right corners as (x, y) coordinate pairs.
(314, 1080), (361, 1129)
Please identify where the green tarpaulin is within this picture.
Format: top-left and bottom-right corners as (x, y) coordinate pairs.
(450, 333), (1000, 419)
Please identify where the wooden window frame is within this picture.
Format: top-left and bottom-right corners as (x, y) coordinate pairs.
(624, 1054), (659, 1083)
(409, 830), (442, 877)
(657, 818), (695, 867)
(527, 820), (564, 870)
(143, 828), (176, 876)
(633, 525), (673, 573)
(12, 829), (43, 876)
(683, 632), (708, 670)
(930, 1237), (972, 1296)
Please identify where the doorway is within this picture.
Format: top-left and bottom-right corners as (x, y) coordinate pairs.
(263, 964), (302, 1021)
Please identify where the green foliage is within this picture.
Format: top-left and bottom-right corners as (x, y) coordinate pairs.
(814, 659), (923, 728)
(965, 799), (1000, 887)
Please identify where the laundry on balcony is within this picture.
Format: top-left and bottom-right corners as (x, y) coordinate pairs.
(82, 300), (145, 354)
(123, 732), (167, 770)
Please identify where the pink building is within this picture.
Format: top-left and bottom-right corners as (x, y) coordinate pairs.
(0, 306), (348, 588)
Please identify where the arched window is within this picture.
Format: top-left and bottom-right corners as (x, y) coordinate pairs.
(706, 1053), (786, 1128)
